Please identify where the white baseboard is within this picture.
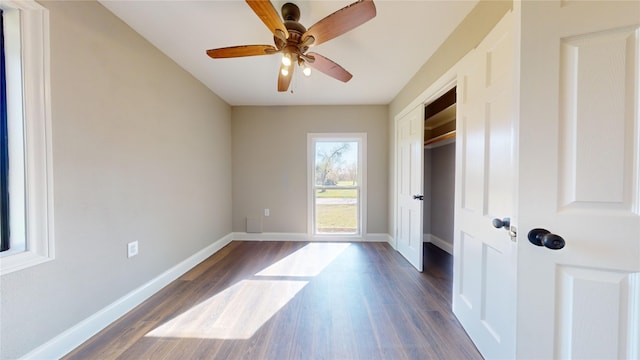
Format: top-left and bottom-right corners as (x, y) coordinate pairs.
(22, 233), (234, 360)
(232, 232), (309, 241)
(232, 232), (391, 243)
(365, 233), (392, 243)
(424, 233), (453, 255)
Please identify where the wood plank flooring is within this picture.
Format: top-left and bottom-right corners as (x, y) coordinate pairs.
(64, 241), (482, 360)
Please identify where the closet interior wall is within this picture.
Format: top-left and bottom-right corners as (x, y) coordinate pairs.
(422, 87), (456, 255)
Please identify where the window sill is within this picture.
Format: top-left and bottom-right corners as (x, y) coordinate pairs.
(0, 250), (53, 275)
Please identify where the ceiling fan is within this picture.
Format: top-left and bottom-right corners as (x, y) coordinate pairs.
(206, 0), (376, 92)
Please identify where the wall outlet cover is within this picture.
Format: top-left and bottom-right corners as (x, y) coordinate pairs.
(127, 241), (139, 258)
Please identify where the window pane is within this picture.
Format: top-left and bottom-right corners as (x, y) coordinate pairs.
(313, 139), (359, 235)
(314, 141), (358, 186)
(315, 188), (358, 234)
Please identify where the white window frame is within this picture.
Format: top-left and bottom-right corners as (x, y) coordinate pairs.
(0, 0), (54, 275)
(307, 133), (367, 241)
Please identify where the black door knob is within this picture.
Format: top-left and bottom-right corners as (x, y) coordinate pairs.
(492, 217), (510, 229)
(413, 194), (424, 200)
(527, 228), (565, 250)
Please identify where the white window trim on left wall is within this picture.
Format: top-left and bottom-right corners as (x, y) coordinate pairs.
(0, 0), (54, 275)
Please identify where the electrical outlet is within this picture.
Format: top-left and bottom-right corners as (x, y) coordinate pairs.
(127, 241), (139, 258)
(264, 208), (270, 217)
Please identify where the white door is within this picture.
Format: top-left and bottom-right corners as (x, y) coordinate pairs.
(516, 1), (640, 358)
(452, 12), (517, 359)
(396, 105), (424, 271)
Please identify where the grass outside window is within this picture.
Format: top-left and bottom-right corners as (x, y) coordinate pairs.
(315, 204), (357, 233)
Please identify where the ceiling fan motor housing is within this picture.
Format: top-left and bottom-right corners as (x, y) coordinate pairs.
(276, 3), (311, 58)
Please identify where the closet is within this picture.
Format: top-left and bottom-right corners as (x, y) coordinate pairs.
(423, 87), (456, 255)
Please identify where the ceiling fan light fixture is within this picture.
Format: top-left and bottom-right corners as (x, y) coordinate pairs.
(281, 68), (289, 76)
(302, 63), (311, 77)
(282, 53), (292, 66)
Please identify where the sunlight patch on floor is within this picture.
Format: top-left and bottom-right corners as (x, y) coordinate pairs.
(256, 242), (351, 277)
(146, 279), (307, 339)
(145, 242), (351, 340)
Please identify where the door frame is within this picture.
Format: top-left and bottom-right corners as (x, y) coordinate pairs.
(392, 67), (461, 253)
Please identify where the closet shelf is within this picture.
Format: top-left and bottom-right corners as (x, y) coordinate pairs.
(425, 130), (456, 147)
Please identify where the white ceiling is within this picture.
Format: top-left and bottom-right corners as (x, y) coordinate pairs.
(99, 0), (478, 106)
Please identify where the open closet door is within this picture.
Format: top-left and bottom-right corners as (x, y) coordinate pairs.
(396, 105), (424, 271)
(452, 11), (517, 359)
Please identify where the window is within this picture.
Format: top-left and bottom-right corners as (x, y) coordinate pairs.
(308, 133), (366, 239)
(0, 0), (54, 275)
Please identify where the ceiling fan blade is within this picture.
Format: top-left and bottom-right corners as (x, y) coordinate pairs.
(278, 62), (294, 92)
(303, 0), (376, 47)
(306, 52), (353, 82)
(206, 45), (277, 59)
(246, 0), (289, 41)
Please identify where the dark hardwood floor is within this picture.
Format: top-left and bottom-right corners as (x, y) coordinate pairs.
(64, 241), (481, 359)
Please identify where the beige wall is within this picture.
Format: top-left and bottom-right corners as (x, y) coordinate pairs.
(429, 143), (456, 243)
(388, 0), (511, 240)
(232, 105), (388, 236)
(423, 143), (456, 246)
(0, 1), (232, 359)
